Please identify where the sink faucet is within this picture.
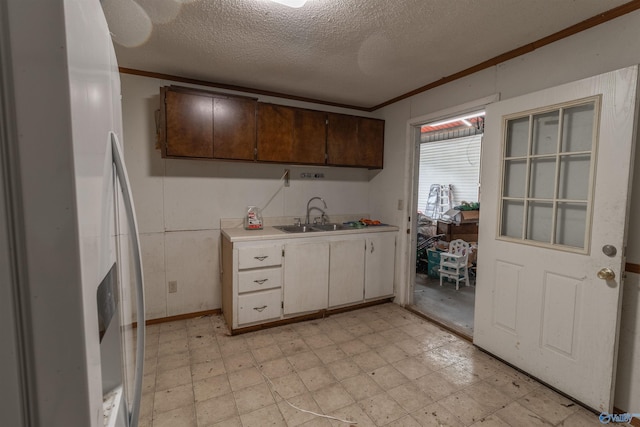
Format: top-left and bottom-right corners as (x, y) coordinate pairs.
(306, 197), (327, 225)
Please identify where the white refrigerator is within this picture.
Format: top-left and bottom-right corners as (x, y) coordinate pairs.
(0, 0), (146, 426)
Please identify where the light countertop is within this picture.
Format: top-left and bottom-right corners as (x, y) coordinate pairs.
(222, 224), (399, 243)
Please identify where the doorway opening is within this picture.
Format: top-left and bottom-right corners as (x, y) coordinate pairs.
(409, 111), (484, 338)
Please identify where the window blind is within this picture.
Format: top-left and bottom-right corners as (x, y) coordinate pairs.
(417, 134), (482, 215)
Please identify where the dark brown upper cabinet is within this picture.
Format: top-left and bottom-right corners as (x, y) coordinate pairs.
(158, 86), (384, 169)
(256, 103), (326, 165)
(160, 86), (256, 161)
(327, 113), (384, 169)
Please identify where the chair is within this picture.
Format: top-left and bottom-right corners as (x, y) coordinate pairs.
(439, 239), (470, 290)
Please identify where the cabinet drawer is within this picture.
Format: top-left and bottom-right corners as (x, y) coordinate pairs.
(238, 267), (282, 293)
(238, 289), (281, 325)
(238, 245), (282, 269)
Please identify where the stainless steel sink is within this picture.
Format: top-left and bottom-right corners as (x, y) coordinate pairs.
(274, 223), (349, 233)
(311, 223), (348, 231)
(274, 225), (320, 233)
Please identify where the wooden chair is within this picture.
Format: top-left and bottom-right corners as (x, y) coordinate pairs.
(439, 239), (470, 290)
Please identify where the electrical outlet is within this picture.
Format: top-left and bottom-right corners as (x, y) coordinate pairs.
(300, 172), (325, 179)
(397, 199), (404, 210)
(168, 280), (178, 293)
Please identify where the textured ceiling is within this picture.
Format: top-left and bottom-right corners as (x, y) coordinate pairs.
(102, 0), (633, 109)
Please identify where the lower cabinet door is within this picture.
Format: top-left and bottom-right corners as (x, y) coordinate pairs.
(237, 289), (282, 325)
(283, 241), (329, 315)
(365, 233), (396, 299)
(329, 239), (365, 307)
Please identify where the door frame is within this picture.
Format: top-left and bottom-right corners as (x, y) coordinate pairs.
(399, 94), (499, 307)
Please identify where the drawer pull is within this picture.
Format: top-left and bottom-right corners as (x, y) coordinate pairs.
(254, 279), (268, 285)
(253, 305), (268, 312)
(254, 256), (268, 261)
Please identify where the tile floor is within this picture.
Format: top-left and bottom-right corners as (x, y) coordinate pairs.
(138, 303), (616, 427)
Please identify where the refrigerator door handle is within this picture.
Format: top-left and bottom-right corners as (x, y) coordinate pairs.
(111, 132), (146, 427)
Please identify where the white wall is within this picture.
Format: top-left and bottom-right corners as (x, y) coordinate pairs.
(120, 73), (379, 320)
(374, 9), (640, 414)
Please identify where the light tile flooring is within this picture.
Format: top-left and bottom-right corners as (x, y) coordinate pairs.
(139, 303), (613, 427)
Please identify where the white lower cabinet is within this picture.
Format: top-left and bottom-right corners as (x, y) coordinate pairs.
(283, 241), (329, 315)
(238, 267), (281, 293)
(365, 233), (396, 299)
(237, 288), (282, 325)
(329, 239), (365, 307)
(222, 241), (284, 329)
(222, 229), (396, 333)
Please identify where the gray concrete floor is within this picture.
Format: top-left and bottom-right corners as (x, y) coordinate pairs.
(411, 273), (475, 337)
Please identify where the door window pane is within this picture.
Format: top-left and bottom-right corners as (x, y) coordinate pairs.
(506, 117), (529, 157)
(562, 104), (595, 153)
(556, 203), (587, 248)
(502, 200), (524, 238)
(529, 158), (556, 200)
(532, 111), (559, 155)
(527, 202), (553, 243)
(504, 159), (527, 198)
(498, 99), (597, 252)
(558, 154), (591, 201)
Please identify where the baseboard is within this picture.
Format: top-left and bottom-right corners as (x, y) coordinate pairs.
(613, 407), (640, 427)
(228, 298), (394, 335)
(133, 308), (221, 328)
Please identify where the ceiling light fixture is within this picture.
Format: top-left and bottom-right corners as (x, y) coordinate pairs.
(269, 0), (307, 8)
(427, 111), (485, 128)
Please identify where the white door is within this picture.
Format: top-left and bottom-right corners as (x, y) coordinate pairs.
(283, 241), (329, 315)
(474, 66), (638, 412)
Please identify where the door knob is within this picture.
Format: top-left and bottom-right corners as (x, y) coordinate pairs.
(597, 268), (615, 280)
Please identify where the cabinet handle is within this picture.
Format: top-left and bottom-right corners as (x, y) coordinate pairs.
(254, 279), (268, 285)
(370, 241), (375, 253)
(254, 256), (268, 261)
(253, 305), (267, 312)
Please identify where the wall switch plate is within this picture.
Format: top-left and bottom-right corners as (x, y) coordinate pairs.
(168, 280), (178, 293)
(397, 199), (403, 210)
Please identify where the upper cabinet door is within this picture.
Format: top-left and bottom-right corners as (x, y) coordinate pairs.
(293, 108), (327, 164)
(358, 117), (384, 168)
(165, 90), (213, 158)
(256, 103), (294, 162)
(327, 113), (384, 169)
(161, 86), (257, 160)
(256, 103), (326, 165)
(213, 97), (256, 160)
